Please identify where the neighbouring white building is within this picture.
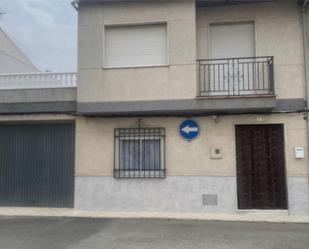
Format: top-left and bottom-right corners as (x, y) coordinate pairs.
(0, 27), (39, 73)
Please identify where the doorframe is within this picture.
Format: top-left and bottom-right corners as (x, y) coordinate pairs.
(234, 123), (289, 211)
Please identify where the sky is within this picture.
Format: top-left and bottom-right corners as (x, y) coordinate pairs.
(0, 0), (77, 72)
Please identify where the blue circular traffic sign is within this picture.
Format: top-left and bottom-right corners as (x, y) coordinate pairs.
(179, 119), (200, 141)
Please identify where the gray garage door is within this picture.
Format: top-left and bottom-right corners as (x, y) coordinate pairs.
(0, 123), (75, 207)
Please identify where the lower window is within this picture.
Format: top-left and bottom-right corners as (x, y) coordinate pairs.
(114, 128), (165, 178)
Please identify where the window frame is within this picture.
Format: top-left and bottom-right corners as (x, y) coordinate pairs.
(114, 127), (166, 179)
(103, 22), (170, 69)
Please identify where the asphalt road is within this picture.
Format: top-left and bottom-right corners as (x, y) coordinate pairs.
(0, 217), (308, 249)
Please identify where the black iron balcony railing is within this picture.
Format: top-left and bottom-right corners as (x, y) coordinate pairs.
(197, 56), (274, 97)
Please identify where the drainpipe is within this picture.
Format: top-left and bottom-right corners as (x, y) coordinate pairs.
(302, 0), (309, 182)
(303, 0), (309, 95)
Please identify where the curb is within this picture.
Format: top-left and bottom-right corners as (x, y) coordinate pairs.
(0, 208), (309, 224)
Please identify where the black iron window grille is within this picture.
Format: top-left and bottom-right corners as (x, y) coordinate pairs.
(114, 128), (166, 178)
(197, 56), (274, 97)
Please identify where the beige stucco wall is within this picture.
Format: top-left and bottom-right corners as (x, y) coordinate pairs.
(78, 0), (197, 102)
(197, 0), (305, 99)
(76, 113), (308, 178)
(78, 0), (306, 102)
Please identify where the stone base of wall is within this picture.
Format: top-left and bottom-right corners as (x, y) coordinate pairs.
(287, 177), (309, 215)
(75, 176), (309, 215)
(75, 176), (237, 213)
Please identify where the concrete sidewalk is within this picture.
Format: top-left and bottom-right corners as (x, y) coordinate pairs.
(0, 207), (309, 223)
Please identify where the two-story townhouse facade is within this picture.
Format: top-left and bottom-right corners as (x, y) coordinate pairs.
(74, 0), (309, 215)
(0, 0), (308, 216)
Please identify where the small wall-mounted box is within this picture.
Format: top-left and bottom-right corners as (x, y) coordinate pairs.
(294, 147), (305, 159)
(210, 147), (222, 159)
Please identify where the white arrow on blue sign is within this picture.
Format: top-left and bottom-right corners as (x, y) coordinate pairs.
(179, 119), (200, 141)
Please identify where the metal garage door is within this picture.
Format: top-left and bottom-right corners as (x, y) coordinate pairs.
(0, 123), (75, 207)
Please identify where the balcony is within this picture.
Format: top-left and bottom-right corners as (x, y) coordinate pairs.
(0, 72), (77, 114)
(197, 56), (274, 98)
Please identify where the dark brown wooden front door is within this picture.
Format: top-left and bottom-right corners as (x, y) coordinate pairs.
(235, 124), (287, 210)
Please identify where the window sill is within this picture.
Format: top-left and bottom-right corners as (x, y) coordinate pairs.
(114, 169), (166, 179)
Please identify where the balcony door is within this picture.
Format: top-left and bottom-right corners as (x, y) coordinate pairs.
(209, 22), (257, 95)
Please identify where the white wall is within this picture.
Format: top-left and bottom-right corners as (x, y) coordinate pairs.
(0, 28), (39, 73)
(0, 52), (39, 73)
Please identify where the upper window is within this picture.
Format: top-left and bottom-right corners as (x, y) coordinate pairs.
(104, 24), (168, 68)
